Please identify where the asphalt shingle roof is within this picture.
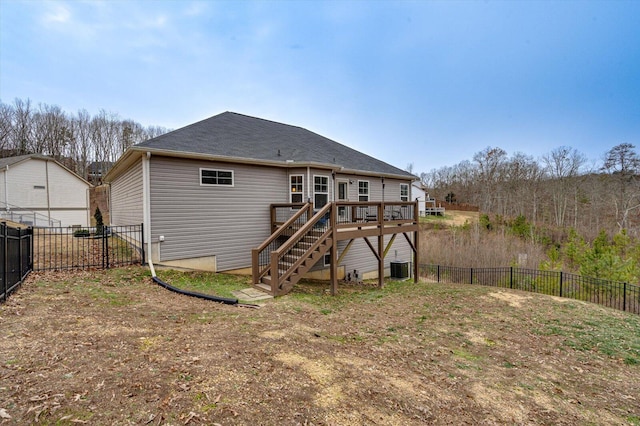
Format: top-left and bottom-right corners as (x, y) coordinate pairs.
(136, 112), (413, 178)
(0, 154), (51, 169)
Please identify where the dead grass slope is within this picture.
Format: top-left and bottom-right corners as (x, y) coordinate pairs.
(1, 267), (639, 425)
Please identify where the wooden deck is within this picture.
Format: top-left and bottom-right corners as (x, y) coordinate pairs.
(253, 201), (419, 296)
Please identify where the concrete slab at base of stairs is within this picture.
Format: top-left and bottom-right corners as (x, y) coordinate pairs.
(232, 288), (274, 302)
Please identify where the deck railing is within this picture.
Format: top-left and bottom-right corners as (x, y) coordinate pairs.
(269, 202), (333, 294)
(253, 203), (313, 284)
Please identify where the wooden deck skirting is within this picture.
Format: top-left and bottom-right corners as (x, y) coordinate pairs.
(253, 201), (419, 296)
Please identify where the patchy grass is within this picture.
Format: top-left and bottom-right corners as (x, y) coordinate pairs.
(154, 269), (251, 299)
(1, 267), (639, 425)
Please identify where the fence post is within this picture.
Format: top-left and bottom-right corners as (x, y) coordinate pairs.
(19, 228), (23, 281)
(104, 230), (109, 269)
(623, 283), (627, 312)
(30, 227), (34, 271)
(2, 223), (7, 301)
(437, 264), (440, 283)
(470, 267), (473, 285)
(559, 271), (563, 298)
(140, 223), (146, 265)
(510, 266), (513, 289)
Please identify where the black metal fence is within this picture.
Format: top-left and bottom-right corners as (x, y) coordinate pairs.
(33, 224), (145, 271)
(1, 222), (33, 301)
(420, 264), (640, 315)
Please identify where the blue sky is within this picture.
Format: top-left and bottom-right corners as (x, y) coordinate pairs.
(1, 0), (639, 174)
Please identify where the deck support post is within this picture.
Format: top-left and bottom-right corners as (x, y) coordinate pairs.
(378, 202), (384, 288)
(414, 201), (419, 283)
(330, 203), (338, 295)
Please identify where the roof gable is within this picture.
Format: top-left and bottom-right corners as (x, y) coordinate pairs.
(135, 112), (413, 178)
(0, 154), (90, 186)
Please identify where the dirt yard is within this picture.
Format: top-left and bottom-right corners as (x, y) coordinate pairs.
(1, 267), (639, 425)
(422, 210), (479, 227)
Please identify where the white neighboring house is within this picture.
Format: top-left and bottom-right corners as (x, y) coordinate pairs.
(0, 154), (90, 227)
(412, 182), (427, 216)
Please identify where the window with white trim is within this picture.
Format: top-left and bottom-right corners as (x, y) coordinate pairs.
(400, 183), (409, 202)
(358, 180), (369, 202)
(200, 168), (234, 186)
(290, 175), (304, 203)
(314, 175), (329, 208)
(324, 253), (331, 267)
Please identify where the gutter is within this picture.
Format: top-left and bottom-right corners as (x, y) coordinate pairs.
(106, 147), (414, 183)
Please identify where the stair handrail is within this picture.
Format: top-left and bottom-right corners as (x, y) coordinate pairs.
(252, 203), (312, 283)
(270, 203), (333, 293)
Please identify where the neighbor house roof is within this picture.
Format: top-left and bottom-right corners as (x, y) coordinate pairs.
(110, 112), (415, 180)
(0, 154), (51, 169)
(0, 154), (90, 185)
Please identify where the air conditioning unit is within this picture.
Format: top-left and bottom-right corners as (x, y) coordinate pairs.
(390, 261), (410, 279)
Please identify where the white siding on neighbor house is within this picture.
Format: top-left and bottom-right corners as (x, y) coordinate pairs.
(27, 210), (88, 228)
(149, 156), (287, 270)
(0, 159), (89, 227)
(110, 158), (144, 226)
(45, 161), (91, 209)
(1, 159), (48, 208)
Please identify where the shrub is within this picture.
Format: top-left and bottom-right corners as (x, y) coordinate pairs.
(73, 229), (90, 238)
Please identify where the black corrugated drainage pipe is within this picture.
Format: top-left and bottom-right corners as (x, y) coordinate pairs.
(152, 276), (239, 305)
(147, 259), (242, 306)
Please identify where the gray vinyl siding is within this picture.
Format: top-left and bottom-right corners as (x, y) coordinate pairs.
(337, 236), (413, 277)
(310, 174), (414, 273)
(110, 158), (143, 226)
(149, 156), (287, 270)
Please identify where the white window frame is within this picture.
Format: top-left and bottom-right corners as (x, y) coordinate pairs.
(358, 180), (369, 202)
(290, 174), (304, 203)
(400, 183), (409, 202)
(314, 175), (329, 208)
(324, 252), (331, 267)
(200, 168), (234, 187)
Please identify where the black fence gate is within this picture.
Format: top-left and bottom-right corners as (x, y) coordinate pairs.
(1, 222), (33, 301)
(33, 224), (145, 271)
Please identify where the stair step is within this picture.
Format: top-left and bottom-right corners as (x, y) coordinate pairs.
(255, 283), (272, 293)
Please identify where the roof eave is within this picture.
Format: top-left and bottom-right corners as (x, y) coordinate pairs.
(107, 146), (415, 181)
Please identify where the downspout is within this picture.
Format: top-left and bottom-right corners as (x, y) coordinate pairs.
(332, 171), (336, 202)
(142, 152), (152, 264)
(4, 165), (8, 211)
(45, 160), (51, 225)
(86, 187), (90, 227)
(307, 166), (311, 205)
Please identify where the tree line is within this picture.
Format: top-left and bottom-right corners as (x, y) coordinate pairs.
(0, 98), (171, 180)
(418, 143), (640, 239)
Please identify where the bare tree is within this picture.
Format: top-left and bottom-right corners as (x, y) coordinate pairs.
(32, 103), (70, 159)
(145, 125), (170, 139)
(503, 152), (543, 221)
(541, 146), (586, 227)
(602, 143), (640, 232)
(0, 102), (14, 152)
(473, 146), (507, 212)
(11, 98), (34, 155)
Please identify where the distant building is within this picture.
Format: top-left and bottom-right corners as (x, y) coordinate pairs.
(0, 154), (90, 227)
(87, 161), (114, 185)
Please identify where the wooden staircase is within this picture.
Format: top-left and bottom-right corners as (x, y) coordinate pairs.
(252, 203), (333, 296)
